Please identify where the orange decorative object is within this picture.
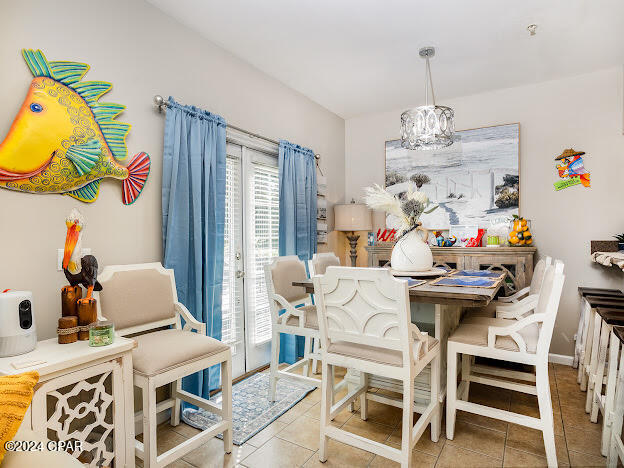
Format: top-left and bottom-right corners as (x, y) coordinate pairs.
(509, 216), (533, 246)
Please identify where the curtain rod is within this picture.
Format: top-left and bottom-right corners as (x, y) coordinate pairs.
(153, 95), (322, 171)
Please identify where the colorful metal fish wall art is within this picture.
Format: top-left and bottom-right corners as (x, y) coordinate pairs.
(554, 148), (590, 191)
(0, 49), (150, 204)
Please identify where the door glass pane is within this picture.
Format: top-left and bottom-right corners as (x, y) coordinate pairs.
(221, 154), (243, 351)
(246, 162), (280, 345)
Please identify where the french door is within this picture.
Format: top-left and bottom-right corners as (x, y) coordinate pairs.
(221, 141), (280, 378)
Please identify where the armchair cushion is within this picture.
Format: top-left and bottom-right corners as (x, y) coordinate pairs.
(449, 317), (538, 353)
(284, 305), (318, 329)
(327, 335), (438, 367)
(132, 329), (230, 377)
(99, 267), (175, 330)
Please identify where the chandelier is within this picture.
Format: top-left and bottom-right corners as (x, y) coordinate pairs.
(401, 47), (455, 150)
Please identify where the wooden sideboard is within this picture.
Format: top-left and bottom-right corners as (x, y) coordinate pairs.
(365, 244), (537, 294)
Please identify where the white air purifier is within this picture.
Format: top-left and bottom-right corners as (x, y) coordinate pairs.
(0, 290), (37, 357)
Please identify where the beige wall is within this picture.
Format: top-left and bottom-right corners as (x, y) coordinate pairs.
(0, 0), (345, 339)
(345, 68), (624, 356)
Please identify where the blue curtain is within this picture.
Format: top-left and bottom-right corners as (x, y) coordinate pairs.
(278, 140), (317, 364)
(162, 96), (227, 397)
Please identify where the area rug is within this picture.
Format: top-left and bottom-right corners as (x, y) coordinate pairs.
(182, 372), (316, 445)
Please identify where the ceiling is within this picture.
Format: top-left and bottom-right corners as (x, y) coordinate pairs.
(147, 0), (624, 118)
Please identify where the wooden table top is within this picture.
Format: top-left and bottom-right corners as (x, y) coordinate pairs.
(292, 277), (501, 307)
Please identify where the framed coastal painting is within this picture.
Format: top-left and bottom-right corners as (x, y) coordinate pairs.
(385, 123), (519, 229)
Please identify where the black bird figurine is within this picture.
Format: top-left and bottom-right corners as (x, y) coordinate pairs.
(63, 255), (103, 301)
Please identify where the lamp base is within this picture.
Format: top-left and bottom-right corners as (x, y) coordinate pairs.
(346, 232), (360, 267)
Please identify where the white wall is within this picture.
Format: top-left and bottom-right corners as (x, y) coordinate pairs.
(0, 0), (345, 339)
(346, 68), (624, 356)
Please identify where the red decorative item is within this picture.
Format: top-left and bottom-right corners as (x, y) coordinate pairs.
(466, 229), (486, 247)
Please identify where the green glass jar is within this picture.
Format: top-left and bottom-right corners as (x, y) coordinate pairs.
(89, 321), (115, 347)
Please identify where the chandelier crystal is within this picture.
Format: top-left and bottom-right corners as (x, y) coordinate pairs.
(401, 47), (456, 150)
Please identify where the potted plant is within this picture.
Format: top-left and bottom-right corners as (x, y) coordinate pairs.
(614, 233), (624, 251)
(365, 183), (438, 271)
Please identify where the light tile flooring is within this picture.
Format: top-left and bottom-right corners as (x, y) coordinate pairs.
(139, 363), (608, 467)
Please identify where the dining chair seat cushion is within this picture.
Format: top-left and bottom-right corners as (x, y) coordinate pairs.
(327, 335), (438, 367)
(449, 317), (539, 353)
(132, 329), (230, 377)
(284, 305), (319, 329)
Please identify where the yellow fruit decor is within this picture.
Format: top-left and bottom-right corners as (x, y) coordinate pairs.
(509, 215), (533, 246)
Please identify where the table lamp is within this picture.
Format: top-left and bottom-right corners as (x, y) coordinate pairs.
(334, 200), (372, 267)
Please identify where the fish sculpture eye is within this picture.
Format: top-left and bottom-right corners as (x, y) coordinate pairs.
(29, 103), (43, 113)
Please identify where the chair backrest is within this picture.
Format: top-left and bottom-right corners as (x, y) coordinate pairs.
(264, 256), (310, 322)
(96, 263), (177, 334)
(529, 256), (552, 295)
(534, 260), (565, 356)
(308, 252), (341, 276)
(313, 267), (414, 363)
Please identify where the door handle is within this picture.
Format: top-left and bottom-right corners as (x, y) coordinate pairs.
(235, 270), (245, 279)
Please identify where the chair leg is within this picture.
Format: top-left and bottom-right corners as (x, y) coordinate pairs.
(319, 361), (332, 463)
(222, 357), (233, 454)
(360, 372), (369, 421)
(536, 362), (557, 467)
(269, 329), (280, 402)
(401, 373), (415, 468)
(446, 346), (458, 440)
(170, 378), (182, 427)
(608, 352), (624, 467)
(586, 313), (603, 412)
(312, 337), (320, 374)
(603, 333), (620, 456)
(303, 336), (311, 377)
(430, 353), (441, 442)
(580, 310), (595, 391)
(591, 321), (610, 423)
(142, 380), (158, 468)
(461, 353), (471, 401)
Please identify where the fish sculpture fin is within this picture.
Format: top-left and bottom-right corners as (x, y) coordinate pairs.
(21, 49), (53, 77)
(66, 139), (102, 176)
(65, 179), (101, 203)
(122, 152), (151, 205)
(98, 121), (131, 162)
(49, 61), (89, 85)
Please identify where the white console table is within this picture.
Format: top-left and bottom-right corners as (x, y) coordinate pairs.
(0, 337), (136, 468)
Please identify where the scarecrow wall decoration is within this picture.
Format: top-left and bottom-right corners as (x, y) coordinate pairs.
(554, 148), (590, 191)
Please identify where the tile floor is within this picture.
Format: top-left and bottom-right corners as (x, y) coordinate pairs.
(139, 363), (608, 467)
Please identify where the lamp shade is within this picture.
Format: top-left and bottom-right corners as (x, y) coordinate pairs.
(334, 203), (372, 231)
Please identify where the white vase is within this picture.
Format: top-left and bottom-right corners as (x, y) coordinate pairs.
(391, 227), (433, 272)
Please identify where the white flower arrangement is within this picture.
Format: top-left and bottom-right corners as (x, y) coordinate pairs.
(364, 183), (438, 235)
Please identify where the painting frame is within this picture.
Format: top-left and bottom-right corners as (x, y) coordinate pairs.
(384, 122), (521, 230)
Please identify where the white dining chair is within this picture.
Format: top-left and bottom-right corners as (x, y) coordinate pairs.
(579, 296), (624, 402)
(574, 287), (624, 370)
(313, 266), (441, 468)
(97, 263), (233, 468)
(307, 252), (342, 373)
(308, 252), (341, 276)
(607, 325), (624, 467)
(464, 256), (551, 319)
(264, 256), (321, 401)
(587, 309), (624, 455)
(446, 260), (565, 468)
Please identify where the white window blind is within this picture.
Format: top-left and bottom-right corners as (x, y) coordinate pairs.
(246, 161), (280, 344)
(221, 154), (243, 349)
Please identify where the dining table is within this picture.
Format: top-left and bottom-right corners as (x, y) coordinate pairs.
(292, 274), (503, 411)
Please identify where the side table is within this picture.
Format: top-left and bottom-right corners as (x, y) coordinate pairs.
(0, 337), (136, 467)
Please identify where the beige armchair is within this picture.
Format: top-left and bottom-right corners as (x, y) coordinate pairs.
(97, 262), (232, 468)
